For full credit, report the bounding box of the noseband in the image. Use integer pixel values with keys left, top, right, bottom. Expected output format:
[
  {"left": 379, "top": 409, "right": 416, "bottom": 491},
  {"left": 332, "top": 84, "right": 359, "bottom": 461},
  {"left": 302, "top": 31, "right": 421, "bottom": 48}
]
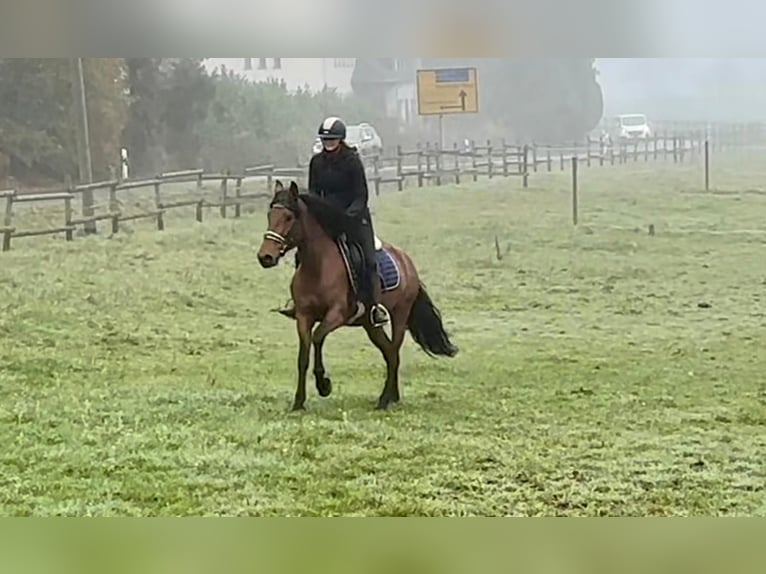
[{"left": 263, "top": 230, "right": 289, "bottom": 254}]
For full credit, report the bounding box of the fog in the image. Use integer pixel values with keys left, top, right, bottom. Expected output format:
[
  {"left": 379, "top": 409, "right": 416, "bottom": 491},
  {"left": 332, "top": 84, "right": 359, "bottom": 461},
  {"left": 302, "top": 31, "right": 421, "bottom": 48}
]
[{"left": 597, "top": 58, "right": 766, "bottom": 121}]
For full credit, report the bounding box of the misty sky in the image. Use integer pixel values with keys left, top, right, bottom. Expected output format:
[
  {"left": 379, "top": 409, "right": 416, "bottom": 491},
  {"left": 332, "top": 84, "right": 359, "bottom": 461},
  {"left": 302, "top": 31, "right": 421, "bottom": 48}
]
[{"left": 596, "top": 58, "right": 766, "bottom": 121}]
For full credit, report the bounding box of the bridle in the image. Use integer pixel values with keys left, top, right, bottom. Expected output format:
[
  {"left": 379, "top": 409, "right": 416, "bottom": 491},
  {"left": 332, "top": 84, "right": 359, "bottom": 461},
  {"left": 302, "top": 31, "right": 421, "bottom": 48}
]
[{"left": 262, "top": 201, "right": 298, "bottom": 257}]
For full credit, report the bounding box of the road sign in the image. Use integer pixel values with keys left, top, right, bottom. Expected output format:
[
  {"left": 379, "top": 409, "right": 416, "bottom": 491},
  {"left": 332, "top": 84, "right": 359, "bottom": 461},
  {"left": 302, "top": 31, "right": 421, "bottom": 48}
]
[{"left": 416, "top": 67, "right": 479, "bottom": 116}]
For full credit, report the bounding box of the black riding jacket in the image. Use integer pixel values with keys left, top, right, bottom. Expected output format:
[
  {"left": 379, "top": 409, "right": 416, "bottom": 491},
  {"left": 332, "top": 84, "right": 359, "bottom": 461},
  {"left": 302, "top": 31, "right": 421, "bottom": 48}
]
[{"left": 307, "top": 144, "right": 370, "bottom": 222}]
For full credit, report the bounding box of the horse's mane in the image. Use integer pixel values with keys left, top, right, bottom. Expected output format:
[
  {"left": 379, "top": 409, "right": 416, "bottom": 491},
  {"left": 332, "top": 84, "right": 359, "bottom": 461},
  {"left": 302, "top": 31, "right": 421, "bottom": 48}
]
[{"left": 298, "top": 192, "right": 349, "bottom": 239}]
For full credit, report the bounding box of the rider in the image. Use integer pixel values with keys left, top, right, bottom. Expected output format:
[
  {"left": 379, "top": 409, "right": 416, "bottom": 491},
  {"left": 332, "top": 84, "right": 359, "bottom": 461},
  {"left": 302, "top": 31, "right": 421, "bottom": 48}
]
[{"left": 280, "top": 116, "right": 389, "bottom": 328}]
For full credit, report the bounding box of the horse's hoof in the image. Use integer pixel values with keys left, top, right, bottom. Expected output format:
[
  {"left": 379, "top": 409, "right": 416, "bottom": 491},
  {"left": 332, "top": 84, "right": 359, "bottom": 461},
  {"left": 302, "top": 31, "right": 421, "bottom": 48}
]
[
  {"left": 376, "top": 398, "right": 392, "bottom": 410},
  {"left": 290, "top": 403, "right": 306, "bottom": 412},
  {"left": 316, "top": 377, "right": 332, "bottom": 398}
]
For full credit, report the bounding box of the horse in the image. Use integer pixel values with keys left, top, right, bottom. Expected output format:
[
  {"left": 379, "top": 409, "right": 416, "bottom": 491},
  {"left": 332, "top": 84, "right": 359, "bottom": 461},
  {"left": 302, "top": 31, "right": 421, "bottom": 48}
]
[{"left": 256, "top": 180, "right": 458, "bottom": 411}]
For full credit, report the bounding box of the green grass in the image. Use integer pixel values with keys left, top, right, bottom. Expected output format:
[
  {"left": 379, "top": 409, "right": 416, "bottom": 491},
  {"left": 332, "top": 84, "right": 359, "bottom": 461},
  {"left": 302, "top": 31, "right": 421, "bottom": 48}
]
[{"left": 1, "top": 154, "right": 766, "bottom": 516}]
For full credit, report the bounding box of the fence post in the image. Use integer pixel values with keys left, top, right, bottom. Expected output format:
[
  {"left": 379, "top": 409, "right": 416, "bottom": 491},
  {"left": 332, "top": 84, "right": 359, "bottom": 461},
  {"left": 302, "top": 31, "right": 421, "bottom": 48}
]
[
  {"left": 571, "top": 156, "right": 579, "bottom": 226},
  {"left": 109, "top": 182, "right": 119, "bottom": 234},
  {"left": 63, "top": 174, "right": 74, "bottom": 241},
  {"left": 234, "top": 177, "right": 243, "bottom": 217},
  {"left": 220, "top": 173, "right": 229, "bottom": 218},
  {"left": 501, "top": 138, "right": 509, "bottom": 176},
  {"left": 487, "top": 140, "right": 493, "bottom": 179},
  {"left": 522, "top": 145, "right": 529, "bottom": 188},
  {"left": 453, "top": 142, "right": 461, "bottom": 185},
  {"left": 680, "top": 134, "right": 686, "bottom": 163},
  {"left": 2, "top": 191, "right": 14, "bottom": 251},
  {"left": 704, "top": 139, "right": 710, "bottom": 191},
  {"left": 372, "top": 155, "right": 381, "bottom": 196},
  {"left": 64, "top": 194, "right": 74, "bottom": 242},
  {"left": 396, "top": 145, "right": 404, "bottom": 191},
  {"left": 154, "top": 179, "right": 164, "bottom": 231}
]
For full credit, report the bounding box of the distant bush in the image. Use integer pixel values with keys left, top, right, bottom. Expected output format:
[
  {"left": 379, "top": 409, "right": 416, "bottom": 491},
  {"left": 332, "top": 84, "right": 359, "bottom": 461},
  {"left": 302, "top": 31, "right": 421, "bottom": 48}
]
[{"left": 199, "top": 70, "right": 382, "bottom": 172}]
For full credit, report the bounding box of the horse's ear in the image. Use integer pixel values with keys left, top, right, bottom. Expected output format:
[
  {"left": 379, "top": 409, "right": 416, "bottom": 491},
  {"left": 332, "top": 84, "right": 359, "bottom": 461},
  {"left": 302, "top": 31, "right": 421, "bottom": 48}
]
[
  {"left": 289, "top": 181, "right": 299, "bottom": 198},
  {"left": 274, "top": 179, "right": 284, "bottom": 193}
]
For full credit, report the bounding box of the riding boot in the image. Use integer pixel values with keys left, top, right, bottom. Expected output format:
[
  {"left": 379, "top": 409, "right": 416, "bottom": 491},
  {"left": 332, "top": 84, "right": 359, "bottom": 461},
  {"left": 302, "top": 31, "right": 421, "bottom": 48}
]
[
  {"left": 366, "top": 263, "right": 389, "bottom": 327},
  {"left": 353, "top": 220, "right": 388, "bottom": 327}
]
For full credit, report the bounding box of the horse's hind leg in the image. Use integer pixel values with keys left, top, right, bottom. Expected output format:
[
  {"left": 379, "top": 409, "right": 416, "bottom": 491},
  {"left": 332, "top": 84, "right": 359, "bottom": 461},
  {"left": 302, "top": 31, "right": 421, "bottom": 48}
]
[
  {"left": 387, "top": 311, "right": 408, "bottom": 403},
  {"left": 365, "top": 312, "right": 406, "bottom": 410},
  {"left": 312, "top": 308, "right": 346, "bottom": 398},
  {"left": 391, "top": 314, "right": 407, "bottom": 403}
]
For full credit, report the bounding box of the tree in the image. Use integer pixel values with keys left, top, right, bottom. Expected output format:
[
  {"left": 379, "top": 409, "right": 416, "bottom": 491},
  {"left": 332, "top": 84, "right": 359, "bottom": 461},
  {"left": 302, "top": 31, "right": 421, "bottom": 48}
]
[
  {"left": 161, "top": 59, "right": 217, "bottom": 170},
  {"left": 122, "top": 58, "right": 166, "bottom": 176},
  {"left": 198, "top": 70, "right": 381, "bottom": 172},
  {"left": 122, "top": 58, "right": 217, "bottom": 174},
  {"left": 452, "top": 58, "right": 603, "bottom": 142},
  {"left": 81, "top": 58, "right": 129, "bottom": 180},
  {"left": 0, "top": 59, "right": 76, "bottom": 181},
  {"left": 0, "top": 58, "right": 128, "bottom": 184}
]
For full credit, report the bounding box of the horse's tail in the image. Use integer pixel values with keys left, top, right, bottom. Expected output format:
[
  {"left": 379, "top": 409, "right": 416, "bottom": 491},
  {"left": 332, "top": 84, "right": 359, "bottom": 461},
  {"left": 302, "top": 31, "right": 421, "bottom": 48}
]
[{"left": 407, "top": 283, "right": 458, "bottom": 358}]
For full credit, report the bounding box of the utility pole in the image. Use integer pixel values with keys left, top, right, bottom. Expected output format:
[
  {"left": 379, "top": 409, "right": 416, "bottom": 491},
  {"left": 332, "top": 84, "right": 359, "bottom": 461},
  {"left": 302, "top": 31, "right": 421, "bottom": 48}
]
[{"left": 70, "top": 57, "right": 96, "bottom": 233}]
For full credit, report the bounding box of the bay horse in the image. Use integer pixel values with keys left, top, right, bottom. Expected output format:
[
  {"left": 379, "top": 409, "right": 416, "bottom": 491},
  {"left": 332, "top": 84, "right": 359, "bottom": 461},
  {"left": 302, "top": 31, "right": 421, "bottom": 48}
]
[{"left": 256, "top": 180, "right": 458, "bottom": 411}]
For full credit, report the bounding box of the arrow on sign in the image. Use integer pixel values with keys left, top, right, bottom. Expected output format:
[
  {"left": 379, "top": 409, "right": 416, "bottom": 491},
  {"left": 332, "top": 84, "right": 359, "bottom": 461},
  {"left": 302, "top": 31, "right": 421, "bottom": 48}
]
[{"left": 439, "top": 90, "right": 469, "bottom": 111}]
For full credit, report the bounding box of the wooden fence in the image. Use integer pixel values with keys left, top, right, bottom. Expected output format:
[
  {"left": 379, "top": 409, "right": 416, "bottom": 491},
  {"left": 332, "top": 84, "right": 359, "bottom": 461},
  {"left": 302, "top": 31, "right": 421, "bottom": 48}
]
[
  {"left": 0, "top": 129, "right": 734, "bottom": 252},
  {"left": 361, "top": 130, "right": 706, "bottom": 196}
]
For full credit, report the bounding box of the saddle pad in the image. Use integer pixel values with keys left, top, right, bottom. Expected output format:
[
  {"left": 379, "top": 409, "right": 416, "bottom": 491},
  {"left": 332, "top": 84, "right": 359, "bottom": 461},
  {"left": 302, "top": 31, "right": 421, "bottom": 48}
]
[{"left": 376, "top": 249, "right": 401, "bottom": 292}]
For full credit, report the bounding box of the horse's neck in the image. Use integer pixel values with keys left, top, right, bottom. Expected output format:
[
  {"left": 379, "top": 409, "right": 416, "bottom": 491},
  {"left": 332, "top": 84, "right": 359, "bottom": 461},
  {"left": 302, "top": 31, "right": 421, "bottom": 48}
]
[{"left": 296, "top": 201, "right": 336, "bottom": 275}]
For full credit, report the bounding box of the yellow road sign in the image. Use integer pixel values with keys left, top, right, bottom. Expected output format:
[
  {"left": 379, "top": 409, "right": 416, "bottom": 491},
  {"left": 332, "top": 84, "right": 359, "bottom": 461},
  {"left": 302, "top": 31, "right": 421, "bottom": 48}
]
[{"left": 416, "top": 67, "right": 479, "bottom": 116}]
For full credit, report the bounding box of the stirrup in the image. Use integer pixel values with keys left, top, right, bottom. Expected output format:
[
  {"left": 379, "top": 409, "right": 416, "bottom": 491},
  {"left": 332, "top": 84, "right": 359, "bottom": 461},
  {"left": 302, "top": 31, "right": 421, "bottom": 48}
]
[{"left": 369, "top": 304, "right": 389, "bottom": 327}]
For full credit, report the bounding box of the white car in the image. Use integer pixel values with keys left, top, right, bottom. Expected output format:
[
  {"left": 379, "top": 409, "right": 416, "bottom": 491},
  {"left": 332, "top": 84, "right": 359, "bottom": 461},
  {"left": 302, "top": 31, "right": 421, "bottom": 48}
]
[
  {"left": 613, "top": 114, "right": 652, "bottom": 140},
  {"left": 312, "top": 122, "right": 383, "bottom": 157}
]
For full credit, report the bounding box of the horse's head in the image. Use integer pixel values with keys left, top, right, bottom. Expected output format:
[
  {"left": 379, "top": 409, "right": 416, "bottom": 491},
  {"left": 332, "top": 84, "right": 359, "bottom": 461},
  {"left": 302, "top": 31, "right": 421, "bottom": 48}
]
[{"left": 257, "top": 179, "right": 301, "bottom": 268}]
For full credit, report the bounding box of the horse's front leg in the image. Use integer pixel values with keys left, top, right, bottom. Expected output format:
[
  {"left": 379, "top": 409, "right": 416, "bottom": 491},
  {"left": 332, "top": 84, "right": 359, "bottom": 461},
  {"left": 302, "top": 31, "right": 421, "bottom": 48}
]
[
  {"left": 292, "top": 313, "right": 314, "bottom": 411},
  {"left": 312, "top": 308, "right": 347, "bottom": 398}
]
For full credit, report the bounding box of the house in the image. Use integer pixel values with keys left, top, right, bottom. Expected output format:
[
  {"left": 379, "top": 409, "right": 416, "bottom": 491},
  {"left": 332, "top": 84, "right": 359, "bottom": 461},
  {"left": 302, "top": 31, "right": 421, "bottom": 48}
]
[
  {"left": 204, "top": 58, "right": 356, "bottom": 94},
  {"left": 351, "top": 58, "right": 423, "bottom": 126}
]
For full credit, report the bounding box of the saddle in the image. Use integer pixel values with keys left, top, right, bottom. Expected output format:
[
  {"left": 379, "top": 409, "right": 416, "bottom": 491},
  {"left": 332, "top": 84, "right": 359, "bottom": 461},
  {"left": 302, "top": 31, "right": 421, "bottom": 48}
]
[{"left": 336, "top": 233, "right": 400, "bottom": 296}]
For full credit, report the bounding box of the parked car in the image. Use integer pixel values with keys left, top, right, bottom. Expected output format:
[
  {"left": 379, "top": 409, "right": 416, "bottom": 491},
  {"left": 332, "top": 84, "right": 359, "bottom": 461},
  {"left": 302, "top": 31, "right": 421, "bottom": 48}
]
[
  {"left": 607, "top": 114, "right": 652, "bottom": 141},
  {"left": 312, "top": 122, "right": 383, "bottom": 157}
]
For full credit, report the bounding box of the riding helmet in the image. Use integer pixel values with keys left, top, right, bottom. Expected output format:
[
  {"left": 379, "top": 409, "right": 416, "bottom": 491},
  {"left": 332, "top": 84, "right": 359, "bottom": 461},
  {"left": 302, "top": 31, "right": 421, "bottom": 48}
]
[{"left": 317, "top": 116, "right": 346, "bottom": 140}]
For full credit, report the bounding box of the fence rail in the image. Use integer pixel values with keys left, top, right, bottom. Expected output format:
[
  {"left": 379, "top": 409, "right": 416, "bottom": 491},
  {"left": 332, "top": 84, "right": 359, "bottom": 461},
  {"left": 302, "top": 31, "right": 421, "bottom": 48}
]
[{"left": 0, "top": 127, "right": 748, "bottom": 252}]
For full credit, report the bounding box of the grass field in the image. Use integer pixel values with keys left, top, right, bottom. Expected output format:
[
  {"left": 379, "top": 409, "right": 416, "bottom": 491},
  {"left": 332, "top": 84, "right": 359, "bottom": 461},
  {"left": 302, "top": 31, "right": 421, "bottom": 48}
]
[{"left": 1, "top": 154, "right": 765, "bottom": 516}]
